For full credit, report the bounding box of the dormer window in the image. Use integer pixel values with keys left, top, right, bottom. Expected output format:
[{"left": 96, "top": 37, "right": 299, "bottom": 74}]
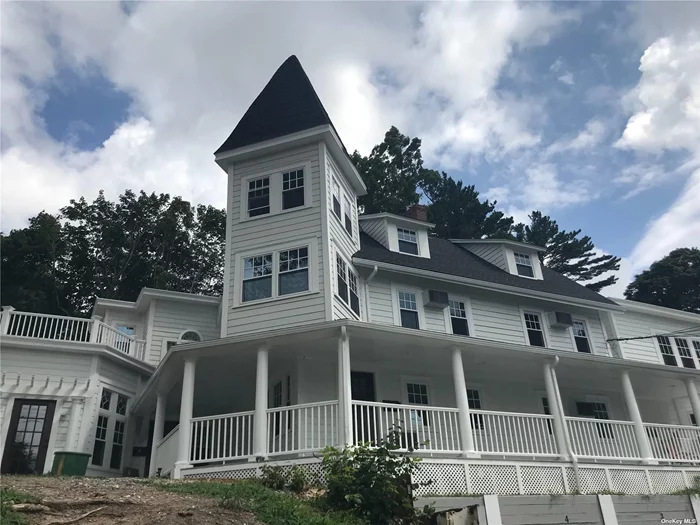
[
  {"left": 397, "top": 228, "right": 419, "bottom": 255},
  {"left": 514, "top": 252, "right": 534, "bottom": 277},
  {"left": 282, "top": 169, "right": 304, "bottom": 210},
  {"left": 248, "top": 177, "right": 270, "bottom": 217}
]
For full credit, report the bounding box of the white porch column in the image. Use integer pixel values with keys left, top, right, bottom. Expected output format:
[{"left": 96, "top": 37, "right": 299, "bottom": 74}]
[
  {"left": 149, "top": 393, "right": 166, "bottom": 476},
  {"left": 621, "top": 370, "right": 655, "bottom": 464},
  {"left": 685, "top": 379, "right": 700, "bottom": 427},
  {"left": 1, "top": 306, "right": 15, "bottom": 334},
  {"left": 543, "top": 362, "right": 569, "bottom": 460},
  {"left": 452, "top": 348, "right": 477, "bottom": 457},
  {"left": 338, "top": 329, "right": 353, "bottom": 448},
  {"left": 174, "top": 358, "right": 196, "bottom": 476},
  {"left": 253, "top": 347, "right": 269, "bottom": 459}
]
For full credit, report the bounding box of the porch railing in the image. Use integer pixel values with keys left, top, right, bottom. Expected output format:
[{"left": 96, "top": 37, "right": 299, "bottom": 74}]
[
  {"left": 645, "top": 423, "right": 700, "bottom": 463},
  {"left": 351, "top": 400, "right": 462, "bottom": 454},
  {"left": 267, "top": 400, "right": 338, "bottom": 456},
  {"left": 566, "top": 417, "right": 641, "bottom": 460},
  {"left": 471, "top": 409, "right": 559, "bottom": 457},
  {"left": 2, "top": 309, "right": 146, "bottom": 361},
  {"left": 190, "top": 411, "right": 254, "bottom": 463},
  {"left": 155, "top": 425, "right": 180, "bottom": 476}
]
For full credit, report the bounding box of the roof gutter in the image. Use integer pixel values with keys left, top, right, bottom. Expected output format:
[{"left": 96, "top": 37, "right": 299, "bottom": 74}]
[{"left": 353, "top": 258, "right": 624, "bottom": 312}]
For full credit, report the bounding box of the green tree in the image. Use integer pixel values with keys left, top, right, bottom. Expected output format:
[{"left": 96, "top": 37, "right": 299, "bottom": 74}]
[
  {"left": 1, "top": 190, "right": 226, "bottom": 315},
  {"left": 624, "top": 248, "right": 700, "bottom": 313},
  {"left": 513, "top": 211, "right": 621, "bottom": 292},
  {"left": 421, "top": 169, "right": 514, "bottom": 239},
  {"left": 351, "top": 126, "right": 423, "bottom": 215}
]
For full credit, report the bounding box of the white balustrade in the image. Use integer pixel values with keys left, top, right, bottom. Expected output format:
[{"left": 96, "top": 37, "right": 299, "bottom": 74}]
[
  {"left": 566, "top": 417, "right": 641, "bottom": 460},
  {"left": 190, "top": 411, "right": 254, "bottom": 463},
  {"left": 267, "top": 401, "right": 338, "bottom": 455},
  {"left": 351, "top": 400, "right": 461, "bottom": 453},
  {"left": 645, "top": 423, "right": 700, "bottom": 463},
  {"left": 471, "top": 409, "right": 559, "bottom": 457},
  {"left": 155, "top": 425, "right": 180, "bottom": 476},
  {"left": 3, "top": 309, "right": 146, "bottom": 361},
  {"left": 5, "top": 311, "right": 92, "bottom": 342}
]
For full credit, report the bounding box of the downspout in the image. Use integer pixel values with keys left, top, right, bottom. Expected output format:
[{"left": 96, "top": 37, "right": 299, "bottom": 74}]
[
  {"left": 549, "top": 356, "right": 581, "bottom": 494},
  {"left": 363, "top": 266, "right": 378, "bottom": 322}
]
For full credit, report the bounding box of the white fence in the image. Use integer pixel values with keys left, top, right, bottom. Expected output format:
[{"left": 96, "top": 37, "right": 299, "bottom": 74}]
[
  {"left": 155, "top": 425, "right": 180, "bottom": 476},
  {"left": 471, "top": 409, "right": 559, "bottom": 457},
  {"left": 566, "top": 417, "right": 641, "bottom": 460},
  {"left": 190, "top": 411, "right": 254, "bottom": 463},
  {"left": 351, "top": 400, "right": 462, "bottom": 454},
  {"left": 2, "top": 309, "right": 146, "bottom": 360},
  {"left": 267, "top": 401, "right": 338, "bottom": 456},
  {"left": 645, "top": 423, "right": 700, "bottom": 463}
]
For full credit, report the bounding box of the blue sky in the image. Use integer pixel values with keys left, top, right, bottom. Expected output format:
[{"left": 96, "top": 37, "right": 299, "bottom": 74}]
[{"left": 1, "top": 1, "right": 699, "bottom": 296}]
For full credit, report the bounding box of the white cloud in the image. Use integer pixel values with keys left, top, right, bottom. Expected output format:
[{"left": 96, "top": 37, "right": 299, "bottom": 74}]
[
  {"left": 0, "top": 1, "right": 579, "bottom": 230},
  {"left": 558, "top": 73, "right": 574, "bottom": 85},
  {"left": 546, "top": 119, "right": 606, "bottom": 156}
]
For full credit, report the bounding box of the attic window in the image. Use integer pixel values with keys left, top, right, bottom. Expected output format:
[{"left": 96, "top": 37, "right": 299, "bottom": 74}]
[
  {"left": 514, "top": 252, "right": 534, "bottom": 277},
  {"left": 397, "top": 228, "right": 418, "bottom": 255},
  {"left": 181, "top": 331, "right": 201, "bottom": 342}
]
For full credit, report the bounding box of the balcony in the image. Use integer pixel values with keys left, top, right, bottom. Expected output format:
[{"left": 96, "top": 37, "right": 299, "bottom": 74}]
[{"left": 0, "top": 308, "right": 146, "bottom": 361}]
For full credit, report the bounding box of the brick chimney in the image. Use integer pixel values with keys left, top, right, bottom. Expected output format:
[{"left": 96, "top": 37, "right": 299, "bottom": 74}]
[{"left": 405, "top": 204, "right": 428, "bottom": 222}]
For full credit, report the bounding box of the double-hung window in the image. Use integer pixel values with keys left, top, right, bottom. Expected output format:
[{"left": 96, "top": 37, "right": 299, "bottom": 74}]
[
  {"left": 282, "top": 169, "right": 304, "bottom": 210},
  {"left": 406, "top": 382, "right": 429, "bottom": 426},
  {"left": 398, "top": 291, "right": 419, "bottom": 329},
  {"left": 335, "top": 255, "right": 361, "bottom": 316},
  {"left": 243, "top": 254, "right": 273, "bottom": 302},
  {"left": 514, "top": 252, "right": 534, "bottom": 277},
  {"left": 332, "top": 179, "right": 341, "bottom": 218},
  {"left": 278, "top": 247, "right": 309, "bottom": 296},
  {"left": 675, "top": 338, "right": 696, "bottom": 369},
  {"left": 572, "top": 320, "right": 591, "bottom": 353},
  {"left": 247, "top": 177, "right": 270, "bottom": 217},
  {"left": 343, "top": 196, "right": 353, "bottom": 236},
  {"left": 92, "top": 389, "right": 129, "bottom": 470},
  {"left": 524, "top": 312, "right": 545, "bottom": 347},
  {"left": 397, "top": 228, "right": 419, "bottom": 255},
  {"left": 467, "top": 389, "right": 484, "bottom": 430},
  {"left": 657, "top": 336, "right": 678, "bottom": 366},
  {"left": 576, "top": 400, "right": 611, "bottom": 438},
  {"left": 693, "top": 340, "right": 700, "bottom": 361},
  {"left": 449, "top": 299, "right": 470, "bottom": 336}
]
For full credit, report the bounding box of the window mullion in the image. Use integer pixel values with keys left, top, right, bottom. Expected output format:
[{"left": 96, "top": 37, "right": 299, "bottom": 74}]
[{"left": 272, "top": 251, "right": 279, "bottom": 298}]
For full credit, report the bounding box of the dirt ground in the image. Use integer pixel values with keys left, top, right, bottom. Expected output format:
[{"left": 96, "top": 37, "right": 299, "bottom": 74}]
[{"left": 1, "top": 476, "right": 262, "bottom": 525}]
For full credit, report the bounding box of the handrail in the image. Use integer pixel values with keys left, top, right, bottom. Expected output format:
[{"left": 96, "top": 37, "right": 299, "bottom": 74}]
[
  {"left": 267, "top": 401, "right": 338, "bottom": 456},
  {"left": 192, "top": 410, "right": 255, "bottom": 422},
  {"left": 157, "top": 424, "right": 180, "bottom": 448},
  {"left": 267, "top": 400, "right": 338, "bottom": 412},
  {"left": 566, "top": 416, "right": 640, "bottom": 459}
]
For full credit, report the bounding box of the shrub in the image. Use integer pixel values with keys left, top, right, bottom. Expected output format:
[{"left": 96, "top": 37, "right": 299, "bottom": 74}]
[
  {"left": 288, "top": 465, "right": 309, "bottom": 493},
  {"left": 259, "top": 464, "right": 288, "bottom": 491},
  {"left": 321, "top": 426, "right": 430, "bottom": 524}
]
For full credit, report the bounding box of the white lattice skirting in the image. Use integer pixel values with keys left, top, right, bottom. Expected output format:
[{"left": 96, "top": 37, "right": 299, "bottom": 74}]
[{"left": 182, "top": 458, "right": 700, "bottom": 496}]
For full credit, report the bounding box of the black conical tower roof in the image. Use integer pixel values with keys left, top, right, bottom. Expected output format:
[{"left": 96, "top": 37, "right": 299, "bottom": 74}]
[{"left": 216, "top": 56, "right": 341, "bottom": 154}]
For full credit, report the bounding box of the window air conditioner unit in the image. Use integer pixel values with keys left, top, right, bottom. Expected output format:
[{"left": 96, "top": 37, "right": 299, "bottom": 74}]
[
  {"left": 547, "top": 311, "right": 573, "bottom": 329},
  {"left": 424, "top": 290, "right": 449, "bottom": 309}
]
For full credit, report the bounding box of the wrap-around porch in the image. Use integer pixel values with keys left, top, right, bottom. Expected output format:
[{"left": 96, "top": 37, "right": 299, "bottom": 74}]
[{"left": 141, "top": 322, "right": 700, "bottom": 479}]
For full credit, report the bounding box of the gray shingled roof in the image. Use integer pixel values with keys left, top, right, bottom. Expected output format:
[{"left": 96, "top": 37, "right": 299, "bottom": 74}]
[
  {"left": 354, "top": 233, "right": 617, "bottom": 306},
  {"left": 215, "top": 56, "right": 347, "bottom": 155}
]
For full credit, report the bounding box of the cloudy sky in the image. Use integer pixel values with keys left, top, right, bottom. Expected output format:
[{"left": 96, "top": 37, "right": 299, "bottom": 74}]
[{"left": 2, "top": 1, "right": 699, "bottom": 296}]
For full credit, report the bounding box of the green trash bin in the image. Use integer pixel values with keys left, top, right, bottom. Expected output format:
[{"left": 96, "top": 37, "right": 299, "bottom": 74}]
[{"left": 51, "top": 452, "right": 91, "bottom": 476}]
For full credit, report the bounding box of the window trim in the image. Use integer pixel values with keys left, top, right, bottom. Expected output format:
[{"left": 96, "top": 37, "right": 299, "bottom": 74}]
[
  {"left": 444, "top": 295, "right": 475, "bottom": 337},
  {"left": 505, "top": 249, "right": 542, "bottom": 280},
  {"left": 391, "top": 284, "right": 426, "bottom": 330},
  {"left": 569, "top": 318, "right": 593, "bottom": 354},
  {"left": 334, "top": 249, "right": 361, "bottom": 319},
  {"left": 513, "top": 252, "right": 535, "bottom": 278},
  {"left": 520, "top": 308, "right": 548, "bottom": 348},
  {"left": 401, "top": 376, "right": 433, "bottom": 406},
  {"left": 178, "top": 329, "right": 202, "bottom": 342},
  {"left": 654, "top": 335, "right": 700, "bottom": 369},
  {"left": 397, "top": 227, "right": 420, "bottom": 255},
  {"left": 239, "top": 162, "right": 312, "bottom": 222},
  {"left": 232, "top": 237, "right": 318, "bottom": 308}
]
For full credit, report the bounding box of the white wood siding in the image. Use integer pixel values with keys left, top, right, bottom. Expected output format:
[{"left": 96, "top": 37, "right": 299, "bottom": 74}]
[
  {"left": 98, "top": 358, "right": 141, "bottom": 396},
  {"left": 102, "top": 309, "right": 145, "bottom": 341},
  {"left": 613, "top": 310, "right": 699, "bottom": 365},
  {"left": 226, "top": 143, "right": 326, "bottom": 335},
  {"left": 367, "top": 278, "right": 395, "bottom": 325},
  {"left": 0, "top": 347, "right": 93, "bottom": 380},
  {"left": 359, "top": 218, "right": 389, "bottom": 248},
  {"left": 470, "top": 296, "right": 526, "bottom": 345},
  {"left": 464, "top": 243, "right": 507, "bottom": 271},
  {"left": 150, "top": 301, "right": 219, "bottom": 364}
]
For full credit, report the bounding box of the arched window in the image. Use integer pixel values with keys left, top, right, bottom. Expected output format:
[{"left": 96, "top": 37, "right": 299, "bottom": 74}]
[{"left": 179, "top": 330, "right": 201, "bottom": 342}]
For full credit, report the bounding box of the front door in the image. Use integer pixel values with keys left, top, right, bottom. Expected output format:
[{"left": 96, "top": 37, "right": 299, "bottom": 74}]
[
  {"left": 351, "top": 372, "right": 376, "bottom": 444},
  {"left": 1, "top": 399, "right": 56, "bottom": 474}
]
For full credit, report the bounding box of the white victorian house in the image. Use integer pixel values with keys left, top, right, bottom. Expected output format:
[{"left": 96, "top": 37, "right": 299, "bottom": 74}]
[{"left": 2, "top": 56, "right": 700, "bottom": 496}]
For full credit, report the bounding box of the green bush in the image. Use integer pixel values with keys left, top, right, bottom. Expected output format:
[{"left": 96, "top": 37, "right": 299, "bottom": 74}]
[
  {"left": 259, "top": 464, "right": 288, "bottom": 491},
  {"left": 288, "top": 465, "right": 309, "bottom": 493},
  {"left": 321, "top": 426, "right": 430, "bottom": 524}
]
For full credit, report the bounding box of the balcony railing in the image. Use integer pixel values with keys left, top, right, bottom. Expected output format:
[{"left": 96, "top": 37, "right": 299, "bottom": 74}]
[
  {"left": 190, "top": 411, "right": 254, "bottom": 463},
  {"left": 645, "top": 423, "right": 700, "bottom": 463},
  {"left": 267, "top": 400, "right": 338, "bottom": 456},
  {"left": 471, "top": 409, "right": 559, "bottom": 457},
  {"left": 1, "top": 308, "right": 146, "bottom": 361},
  {"left": 566, "top": 417, "right": 641, "bottom": 460}
]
